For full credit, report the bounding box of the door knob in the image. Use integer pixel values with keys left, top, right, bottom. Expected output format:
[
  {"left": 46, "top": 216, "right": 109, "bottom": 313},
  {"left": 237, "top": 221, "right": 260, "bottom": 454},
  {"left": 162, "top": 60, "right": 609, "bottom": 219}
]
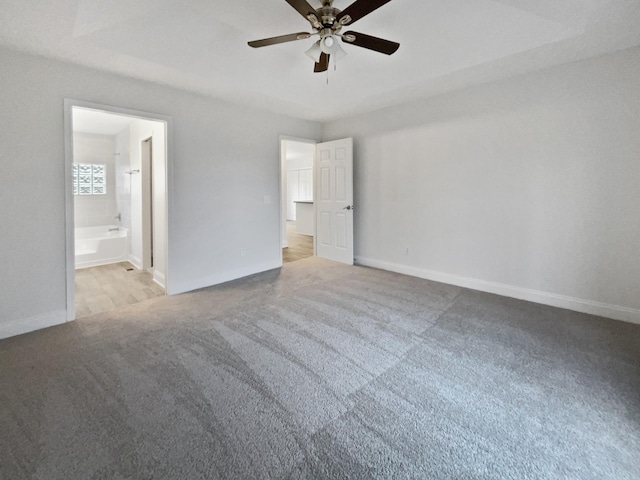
[{"left": 343, "top": 205, "right": 354, "bottom": 211}]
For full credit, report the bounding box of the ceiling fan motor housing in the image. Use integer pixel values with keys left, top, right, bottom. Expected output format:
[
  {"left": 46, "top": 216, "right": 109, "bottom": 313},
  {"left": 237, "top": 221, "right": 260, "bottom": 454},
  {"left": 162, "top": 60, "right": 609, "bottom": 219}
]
[
  {"left": 317, "top": 6, "right": 341, "bottom": 29},
  {"left": 248, "top": 0, "right": 400, "bottom": 73}
]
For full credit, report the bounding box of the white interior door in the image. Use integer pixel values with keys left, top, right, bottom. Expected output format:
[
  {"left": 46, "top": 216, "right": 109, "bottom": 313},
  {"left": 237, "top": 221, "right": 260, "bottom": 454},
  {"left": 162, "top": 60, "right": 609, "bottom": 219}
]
[{"left": 315, "top": 138, "right": 353, "bottom": 265}]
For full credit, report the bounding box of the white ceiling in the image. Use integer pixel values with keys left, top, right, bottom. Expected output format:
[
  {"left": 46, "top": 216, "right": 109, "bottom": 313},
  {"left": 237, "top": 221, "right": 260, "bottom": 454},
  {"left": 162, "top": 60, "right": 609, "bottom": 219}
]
[
  {"left": 1, "top": 0, "right": 639, "bottom": 121},
  {"left": 72, "top": 107, "right": 135, "bottom": 135}
]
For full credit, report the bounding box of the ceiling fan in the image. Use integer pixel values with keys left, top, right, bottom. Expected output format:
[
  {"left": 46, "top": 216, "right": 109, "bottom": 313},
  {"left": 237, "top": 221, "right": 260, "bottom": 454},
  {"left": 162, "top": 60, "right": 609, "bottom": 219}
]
[{"left": 248, "top": 0, "right": 399, "bottom": 73}]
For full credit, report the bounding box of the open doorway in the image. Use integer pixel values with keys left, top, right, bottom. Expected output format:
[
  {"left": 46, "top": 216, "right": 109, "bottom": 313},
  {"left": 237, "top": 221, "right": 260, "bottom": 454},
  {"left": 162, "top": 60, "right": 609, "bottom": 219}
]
[
  {"left": 65, "top": 102, "right": 169, "bottom": 319},
  {"left": 280, "top": 138, "right": 315, "bottom": 263},
  {"left": 280, "top": 136, "right": 355, "bottom": 267}
]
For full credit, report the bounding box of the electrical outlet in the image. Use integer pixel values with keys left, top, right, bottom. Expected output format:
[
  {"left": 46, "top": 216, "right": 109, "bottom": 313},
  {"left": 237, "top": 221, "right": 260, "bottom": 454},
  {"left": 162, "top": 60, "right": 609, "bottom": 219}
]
[
  {"left": 404, "top": 247, "right": 409, "bottom": 255},
  {"left": 240, "top": 248, "right": 247, "bottom": 257}
]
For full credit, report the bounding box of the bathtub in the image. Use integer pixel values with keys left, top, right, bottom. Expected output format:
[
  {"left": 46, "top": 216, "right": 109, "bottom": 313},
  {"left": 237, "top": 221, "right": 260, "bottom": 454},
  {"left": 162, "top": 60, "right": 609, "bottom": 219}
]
[{"left": 75, "top": 225, "right": 129, "bottom": 269}]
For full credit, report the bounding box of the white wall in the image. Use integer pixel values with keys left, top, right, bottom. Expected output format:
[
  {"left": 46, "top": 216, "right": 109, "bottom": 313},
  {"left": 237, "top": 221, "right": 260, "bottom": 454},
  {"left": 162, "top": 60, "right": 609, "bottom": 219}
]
[
  {"left": 72, "top": 133, "right": 118, "bottom": 227},
  {"left": 115, "top": 127, "right": 132, "bottom": 232},
  {"left": 0, "top": 46, "right": 320, "bottom": 339},
  {"left": 323, "top": 46, "right": 640, "bottom": 324}
]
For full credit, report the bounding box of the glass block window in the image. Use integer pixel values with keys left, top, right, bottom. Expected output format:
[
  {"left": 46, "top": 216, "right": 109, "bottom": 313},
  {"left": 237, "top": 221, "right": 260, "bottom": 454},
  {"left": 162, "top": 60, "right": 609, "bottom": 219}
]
[{"left": 73, "top": 164, "right": 106, "bottom": 195}]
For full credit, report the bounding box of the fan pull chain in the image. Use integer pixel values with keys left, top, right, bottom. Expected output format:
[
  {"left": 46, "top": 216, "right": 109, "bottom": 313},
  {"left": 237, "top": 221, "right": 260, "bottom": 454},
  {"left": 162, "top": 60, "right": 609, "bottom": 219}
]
[{"left": 327, "top": 57, "right": 338, "bottom": 84}]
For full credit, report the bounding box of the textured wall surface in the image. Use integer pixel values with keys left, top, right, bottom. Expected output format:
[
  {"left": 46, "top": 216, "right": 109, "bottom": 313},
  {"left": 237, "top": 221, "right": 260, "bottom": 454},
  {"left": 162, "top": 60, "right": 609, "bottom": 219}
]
[
  {"left": 323, "top": 46, "right": 640, "bottom": 322},
  {"left": 0, "top": 46, "right": 320, "bottom": 338}
]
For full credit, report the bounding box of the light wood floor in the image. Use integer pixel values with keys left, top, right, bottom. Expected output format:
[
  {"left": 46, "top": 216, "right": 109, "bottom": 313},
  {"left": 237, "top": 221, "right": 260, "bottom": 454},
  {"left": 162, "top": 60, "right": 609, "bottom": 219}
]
[
  {"left": 77, "top": 225, "right": 309, "bottom": 317},
  {"left": 76, "top": 262, "right": 165, "bottom": 318},
  {"left": 283, "top": 221, "right": 314, "bottom": 264}
]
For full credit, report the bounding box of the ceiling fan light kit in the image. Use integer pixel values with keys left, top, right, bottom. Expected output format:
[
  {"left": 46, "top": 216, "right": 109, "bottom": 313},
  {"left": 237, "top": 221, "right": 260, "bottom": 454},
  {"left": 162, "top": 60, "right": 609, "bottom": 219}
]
[
  {"left": 305, "top": 41, "right": 322, "bottom": 62},
  {"left": 322, "top": 35, "right": 334, "bottom": 50},
  {"left": 248, "top": 0, "right": 399, "bottom": 73},
  {"left": 333, "top": 42, "right": 348, "bottom": 61}
]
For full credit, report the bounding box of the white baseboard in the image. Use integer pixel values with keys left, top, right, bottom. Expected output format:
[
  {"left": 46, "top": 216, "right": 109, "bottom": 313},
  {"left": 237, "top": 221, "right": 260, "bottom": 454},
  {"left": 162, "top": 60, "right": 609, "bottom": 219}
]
[
  {"left": 355, "top": 257, "right": 640, "bottom": 325},
  {"left": 0, "top": 310, "right": 68, "bottom": 340},
  {"left": 168, "top": 259, "right": 282, "bottom": 295},
  {"left": 153, "top": 269, "right": 166, "bottom": 289},
  {"left": 128, "top": 254, "right": 142, "bottom": 270}
]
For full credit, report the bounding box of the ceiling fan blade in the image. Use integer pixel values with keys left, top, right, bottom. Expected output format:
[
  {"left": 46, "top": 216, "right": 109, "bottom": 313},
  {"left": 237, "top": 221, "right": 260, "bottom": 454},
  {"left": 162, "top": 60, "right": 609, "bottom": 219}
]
[
  {"left": 285, "top": 0, "right": 319, "bottom": 21},
  {"left": 342, "top": 31, "right": 399, "bottom": 55},
  {"left": 314, "top": 53, "right": 330, "bottom": 72},
  {"left": 248, "top": 32, "right": 312, "bottom": 48},
  {"left": 337, "top": 0, "right": 393, "bottom": 26}
]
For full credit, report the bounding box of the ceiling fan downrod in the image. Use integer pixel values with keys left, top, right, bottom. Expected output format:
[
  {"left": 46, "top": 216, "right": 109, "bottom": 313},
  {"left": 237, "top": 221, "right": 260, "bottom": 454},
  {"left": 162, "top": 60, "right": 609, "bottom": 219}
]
[{"left": 317, "top": 0, "right": 352, "bottom": 31}]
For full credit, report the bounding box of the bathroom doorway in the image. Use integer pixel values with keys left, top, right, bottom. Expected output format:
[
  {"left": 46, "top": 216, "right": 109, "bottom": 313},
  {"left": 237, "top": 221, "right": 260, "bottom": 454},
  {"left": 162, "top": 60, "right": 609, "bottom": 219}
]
[
  {"left": 280, "top": 138, "right": 316, "bottom": 264},
  {"left": 64, "top": 100, "right": 170, "bottom": 320}
]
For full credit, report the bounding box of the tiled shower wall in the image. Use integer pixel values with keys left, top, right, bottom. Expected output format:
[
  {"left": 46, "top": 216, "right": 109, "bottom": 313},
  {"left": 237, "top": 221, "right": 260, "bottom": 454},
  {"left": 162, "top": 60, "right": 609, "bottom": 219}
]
[{"left": 73, "top": 132, "right": 118, "bottom": 227}]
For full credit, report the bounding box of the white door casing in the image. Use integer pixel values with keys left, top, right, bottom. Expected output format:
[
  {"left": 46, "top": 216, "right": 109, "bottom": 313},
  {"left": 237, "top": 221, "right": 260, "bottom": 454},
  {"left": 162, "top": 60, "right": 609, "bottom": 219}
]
[
  {"left": 141, "top": 137, "right": 153, "bottom": 269},
  {"left": 315, "top": 138, "right": 353, "bottom": 265}
]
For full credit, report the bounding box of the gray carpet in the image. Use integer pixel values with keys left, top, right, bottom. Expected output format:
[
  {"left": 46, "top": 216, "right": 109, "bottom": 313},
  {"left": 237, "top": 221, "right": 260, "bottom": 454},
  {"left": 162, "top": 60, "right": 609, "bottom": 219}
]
[{"left": 1, "top": 257, "right": 639, "bottom": 479}]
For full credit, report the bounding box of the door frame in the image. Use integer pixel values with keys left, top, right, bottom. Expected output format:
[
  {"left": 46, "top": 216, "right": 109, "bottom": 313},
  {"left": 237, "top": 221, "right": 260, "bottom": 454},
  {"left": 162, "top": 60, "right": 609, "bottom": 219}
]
[
  {"left": 141, "top": 136, "right": 154, "bottom": 269},
  {"left": 63, "top": 99, "right": 174, "bottom": 321},
  {"left": 279, "top": 136, "right": 317, "bottom": 265}
]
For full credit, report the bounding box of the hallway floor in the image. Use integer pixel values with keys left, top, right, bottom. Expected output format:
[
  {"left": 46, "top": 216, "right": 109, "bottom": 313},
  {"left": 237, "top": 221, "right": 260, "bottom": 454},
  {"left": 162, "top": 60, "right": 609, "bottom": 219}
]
[
  {"left": 76, "top": 262, "right": 165, "bottom": 317},
  {"left": 283, "top": 221, "right": 313, "bottom": 263}
]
